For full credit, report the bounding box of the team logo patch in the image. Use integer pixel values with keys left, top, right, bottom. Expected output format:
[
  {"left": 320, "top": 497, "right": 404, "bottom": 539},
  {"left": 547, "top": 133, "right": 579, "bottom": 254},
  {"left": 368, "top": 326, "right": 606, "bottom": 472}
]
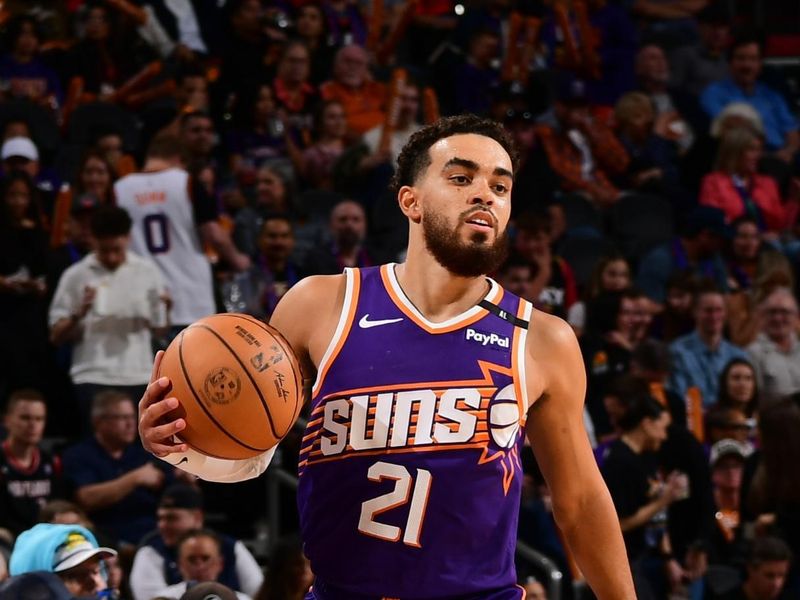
[{"left": 204, "top": 367, "right": 241, "bottom": 405}]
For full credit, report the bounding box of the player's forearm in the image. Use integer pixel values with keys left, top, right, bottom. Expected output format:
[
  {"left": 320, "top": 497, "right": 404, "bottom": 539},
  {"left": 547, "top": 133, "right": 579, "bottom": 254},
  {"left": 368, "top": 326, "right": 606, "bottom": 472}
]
[
  {"left": 75, "top": 472, "right": 138, "bottom": 511},
  {"left": 554, "top": 483, "right": 636, "bottom": 599}
]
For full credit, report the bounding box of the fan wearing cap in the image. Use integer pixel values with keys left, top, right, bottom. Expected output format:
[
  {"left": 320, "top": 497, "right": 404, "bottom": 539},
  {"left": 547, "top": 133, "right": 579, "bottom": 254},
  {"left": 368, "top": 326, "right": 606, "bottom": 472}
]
[
  {"left": 708, "top": 439, "right": 751, "bottom": 564},
  {"left": 130, "top": 484, "right": 262, "bottom": 600},
  {"left": 7, "top": 523, "right": 116, "bottom": 597}
]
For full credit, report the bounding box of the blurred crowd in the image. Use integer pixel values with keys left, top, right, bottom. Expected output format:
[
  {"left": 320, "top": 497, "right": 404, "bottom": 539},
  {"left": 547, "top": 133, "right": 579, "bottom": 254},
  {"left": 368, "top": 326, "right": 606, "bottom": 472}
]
[{"left": 0, "top": 1, "right": 799, "bottom": 599}]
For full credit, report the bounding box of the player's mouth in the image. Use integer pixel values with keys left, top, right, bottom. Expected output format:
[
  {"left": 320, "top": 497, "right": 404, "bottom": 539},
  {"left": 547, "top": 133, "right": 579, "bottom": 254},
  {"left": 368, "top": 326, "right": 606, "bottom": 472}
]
[{"left": 463, "top": 211, "right": 495, "bottom": 232}]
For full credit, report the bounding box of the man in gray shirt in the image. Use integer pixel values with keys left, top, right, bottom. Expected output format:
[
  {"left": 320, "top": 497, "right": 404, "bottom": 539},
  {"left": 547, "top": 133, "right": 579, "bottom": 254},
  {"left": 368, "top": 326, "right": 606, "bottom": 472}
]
[{"left": 670, "top": 5, "right": 731, "bottom": 97}]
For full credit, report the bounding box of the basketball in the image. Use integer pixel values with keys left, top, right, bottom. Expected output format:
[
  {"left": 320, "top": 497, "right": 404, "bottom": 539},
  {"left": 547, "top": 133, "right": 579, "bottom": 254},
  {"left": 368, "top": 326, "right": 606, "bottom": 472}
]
[{"left": 158, "top": 313, "right": 303, "bottom": 460}]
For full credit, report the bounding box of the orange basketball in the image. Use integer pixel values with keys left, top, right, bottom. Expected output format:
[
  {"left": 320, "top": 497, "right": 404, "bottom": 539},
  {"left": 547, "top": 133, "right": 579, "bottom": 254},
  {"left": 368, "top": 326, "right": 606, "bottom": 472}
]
[{"left": 158, "top": 313, "right": 303, "bottom": 460}]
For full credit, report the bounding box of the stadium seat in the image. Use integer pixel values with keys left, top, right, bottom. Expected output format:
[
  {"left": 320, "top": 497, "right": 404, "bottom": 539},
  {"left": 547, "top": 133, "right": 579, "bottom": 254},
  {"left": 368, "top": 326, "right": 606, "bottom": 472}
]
[
  {"left": 558, "top": 234, "right": 618, "bottom": 291},
  {"left": 608, "top": 193, "right": 673, "bottom": 261}
]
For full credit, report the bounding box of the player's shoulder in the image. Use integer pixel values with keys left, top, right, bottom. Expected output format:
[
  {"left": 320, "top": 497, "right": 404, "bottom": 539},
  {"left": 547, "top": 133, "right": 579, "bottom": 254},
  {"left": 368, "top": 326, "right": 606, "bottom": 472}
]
[
  {"left": 527, "top": 308, "right": 580, "bottom": 356},
  {"left": 270, "top": 273, "right": 347, "bottom": 333}
]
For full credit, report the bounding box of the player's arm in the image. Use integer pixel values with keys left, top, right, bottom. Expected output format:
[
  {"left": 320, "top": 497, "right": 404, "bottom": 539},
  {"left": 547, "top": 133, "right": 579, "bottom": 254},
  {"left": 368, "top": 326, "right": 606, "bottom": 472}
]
[
  {"left": 525, "top": 311, "right": 635, "bottom": 599},
  {"left": 138, "top": 274, "right": 345, "bottom": 480}
]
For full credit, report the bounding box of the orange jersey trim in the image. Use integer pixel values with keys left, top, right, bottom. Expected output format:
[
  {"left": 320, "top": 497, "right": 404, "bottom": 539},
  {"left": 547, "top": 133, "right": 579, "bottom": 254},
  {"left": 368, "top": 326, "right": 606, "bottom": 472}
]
[{"left": 311, "top": 268, "right": 361, "bottom": 399}]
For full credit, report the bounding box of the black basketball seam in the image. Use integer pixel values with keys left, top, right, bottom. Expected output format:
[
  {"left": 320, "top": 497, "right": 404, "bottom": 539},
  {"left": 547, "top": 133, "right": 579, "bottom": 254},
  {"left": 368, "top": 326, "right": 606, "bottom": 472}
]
[
  {"left": 178, "top": 326, "right": 270, "bottom": 452},
  {"left": 224, "top": 313, "right": 304, "bottom": 436},
  {"left": 192, "top": 323, "right": 281, "bottom": 441}
]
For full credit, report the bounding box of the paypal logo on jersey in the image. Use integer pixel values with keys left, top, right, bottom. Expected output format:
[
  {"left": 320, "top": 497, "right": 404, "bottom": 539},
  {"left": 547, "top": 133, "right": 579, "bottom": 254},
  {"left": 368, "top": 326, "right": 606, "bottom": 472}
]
[{"left": 465, "top": 328, "right": 510, "bottom": 348}]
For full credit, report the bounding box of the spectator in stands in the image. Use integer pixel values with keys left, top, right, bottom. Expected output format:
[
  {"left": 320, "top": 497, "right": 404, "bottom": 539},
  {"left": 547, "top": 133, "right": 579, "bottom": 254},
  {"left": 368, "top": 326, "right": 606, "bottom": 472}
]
[
  {"left": 233, "top": 160, "right": 298, "bottom": 259},
  {"left": 454, "top": 28, "right": 501, "bottom": 116},
  {"left": 92, "top": 128, "right": 128, "bottom": 177},
  {"left": 155, "top": 529, "right": 253, "bottom": 600},
  {"left": 614, "top": 92, "right": 683, "bottom": 202},
  {"left": 707, "top": 439, "right": 750, "bottom": 566},
  {"left": 746, "top": 287, "right": 800, "bottom": 406},
  {"left": 581, "top": 289, "right": 640, "bottom": 435},
  {"left": 253, "top": 534, "right": 312, "bottom": 600},
  {"left": 303, "top": 199, "right": 373, "bottom": 275},
  {"left": 299, "top": 100, "right": 348, "bottom": 191},
  {"left": 670, "top": 5, "right": 731, "bottom": 97},
  {"left": 496, "top": 254, "right": 534, "bottom": 302},
  {"left": 513, "top": 211, "right": 577, "bottom": 319},
  {"left": 701, "top": 35, "right": 799, "bottom": 161},
  {"left": 1, "top": 137, "right": 58, "bottom": 212},
  {"left": 74, "top": 150, "right": 115, "bottom": 206},
  {"left": 49, "top": 206, "right": 167, "bottom": 430},
  {"left": 363, "top": 80, "right": 423, "bottom": 167},
  {"left": 115, "top": 135, "right": 249, "bottom": 333},
  {"left": 537, "top": 76, "right": 629, "bottom": 207},
  {"left": 179, "top": 111, "right": 218, "bottom": 175},
  {"left": 600, "top": 394, "right": 687, "bottom": 599},
  {"left": 700, "top": 128, "right": 798, "bottom": 234},
  {"left": 568, "top": 253, "right": 631, "bottom": 334},
  {"left": 716, "top": 358, "right": 759, "bottom": 418},
  {"left": 0, "top": 171, "right": 48, "bottom": 398},
  {"left": 634, "top": 44, "right": 696, "bottom": 154},
  {"left": 294, "top": 2, "right": 333, "bottom": 86},
  {"left": 218, "top": 0, "right": 271, "bottom": 102},
  {"left": 724, "top": 536, "right": 793, "bottom": 600},
  {"left": 130, "top": 484, "right": 262, "bottom": 600},
  {"left": 47, "top": 193, "right": 99, "bottom": 300},
  {"left": 629, "top": 340, "right": 686, "bottom": 426},
  {"left": 668, "top": 283, "right": 747, "bottom": 406},
  {"left": 66, "top": 1, "right": 155, "bottom": 96},
  {"left": 226, "top": 215, "right": 304, "bottom": 319},
  {"left": 724, "top": 216, "right": 793, "bottom": 294},
  {"left": 272, "top": 40, "right": 318, "bottom": 134},
  {"left": 0, "top": 389, "right": 62, "bottom": 535},
  {"left": 648, "top": 271, "right": 696, "bottom": 342},
  {"left": 637, "top": 205, "right": 730, "bottom": 306},
  {"left": 228, "top": 84, "right": 291, "bottom": 179},
  {"left": 0, "top": 15, "right": 62, "bottom": 107},
  {"left": 8, "top": 523, "right": 116, "bottom": 598},
  {"left": 61, "top": 390, "right": 170, "bottom": 547},
  {"left": 320, "top": 45, "right": 386, "bottom": 137},
  {"left": 323, "top": 0, "right": 367, "bottom": 47}
]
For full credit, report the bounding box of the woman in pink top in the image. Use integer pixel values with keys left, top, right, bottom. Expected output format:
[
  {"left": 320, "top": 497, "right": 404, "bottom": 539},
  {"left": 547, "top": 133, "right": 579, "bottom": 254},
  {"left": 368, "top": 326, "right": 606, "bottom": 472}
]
[{"left": 700, "top": 127, "right": 799, "bottom": 234}]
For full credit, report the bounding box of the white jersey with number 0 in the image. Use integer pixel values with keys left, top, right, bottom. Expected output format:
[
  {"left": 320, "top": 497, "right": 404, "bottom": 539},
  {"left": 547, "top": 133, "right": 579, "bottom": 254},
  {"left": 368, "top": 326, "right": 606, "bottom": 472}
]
[{"left": 115, "top": 167, "right": 215, "bottom": 325}]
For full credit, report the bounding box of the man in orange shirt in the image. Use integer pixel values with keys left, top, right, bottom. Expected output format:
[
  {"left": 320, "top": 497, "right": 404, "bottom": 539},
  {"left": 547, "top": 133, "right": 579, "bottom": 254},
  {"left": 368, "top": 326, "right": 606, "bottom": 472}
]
[{"left": 320, "top": 45, "right": 386, "bottom": 137}]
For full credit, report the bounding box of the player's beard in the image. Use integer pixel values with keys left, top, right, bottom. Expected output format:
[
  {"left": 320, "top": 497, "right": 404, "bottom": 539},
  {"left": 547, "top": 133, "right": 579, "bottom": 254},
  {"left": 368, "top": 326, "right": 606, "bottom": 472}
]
[{"left": 422, "top": 209, "right": 509, "bottom": 278}]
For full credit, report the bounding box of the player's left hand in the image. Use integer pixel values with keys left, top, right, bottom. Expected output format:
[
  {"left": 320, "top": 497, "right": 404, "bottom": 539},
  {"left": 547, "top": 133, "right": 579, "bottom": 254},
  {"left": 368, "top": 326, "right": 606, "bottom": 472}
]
[{"left": 138, "top": 350, "right": 189, "bottom": 458}]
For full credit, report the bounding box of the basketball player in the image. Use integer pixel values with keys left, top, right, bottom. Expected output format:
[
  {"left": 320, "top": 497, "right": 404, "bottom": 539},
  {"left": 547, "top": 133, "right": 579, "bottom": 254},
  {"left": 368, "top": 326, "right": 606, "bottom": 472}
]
[
  {"left": 0, "top": 389, "right": 62, "bottom": 535},
  {"left": 139, "top": 116, "right": 635, "bottom": 598},
  {"left": 115, "top": 135, "right": 250, "bottom": 331}
]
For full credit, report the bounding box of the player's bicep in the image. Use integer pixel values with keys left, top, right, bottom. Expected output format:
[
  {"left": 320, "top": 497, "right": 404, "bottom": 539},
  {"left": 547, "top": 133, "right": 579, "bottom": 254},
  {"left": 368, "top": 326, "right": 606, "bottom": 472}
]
[{"left": 525, "top": 315, "right": 600, "bottom": 505}]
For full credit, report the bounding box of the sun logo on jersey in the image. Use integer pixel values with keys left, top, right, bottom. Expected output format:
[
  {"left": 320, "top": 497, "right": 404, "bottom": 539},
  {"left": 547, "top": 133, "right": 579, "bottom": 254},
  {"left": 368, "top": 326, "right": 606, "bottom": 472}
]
[{"left": 299, "top": 360, "right": 527, "bottom": 495}]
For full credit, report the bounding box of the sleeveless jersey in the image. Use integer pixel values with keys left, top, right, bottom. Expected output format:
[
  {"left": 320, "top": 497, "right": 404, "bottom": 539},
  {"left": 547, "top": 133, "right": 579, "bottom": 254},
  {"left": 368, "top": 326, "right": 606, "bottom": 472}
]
[
  {"left": 298, "top": 264, "right": 534, "bottom": 598},
  {"left": 0, "top": 443, "right": 61, "bottom": 535},
  {"left": 115, "top": 168, "right": 215, "bottom": 325}
]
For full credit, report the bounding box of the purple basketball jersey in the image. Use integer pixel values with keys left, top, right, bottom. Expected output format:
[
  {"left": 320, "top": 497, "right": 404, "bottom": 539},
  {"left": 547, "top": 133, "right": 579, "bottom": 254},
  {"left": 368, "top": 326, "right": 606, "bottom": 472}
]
[{"left": 297, "top": 265, "right": 534, "bottom": 598}]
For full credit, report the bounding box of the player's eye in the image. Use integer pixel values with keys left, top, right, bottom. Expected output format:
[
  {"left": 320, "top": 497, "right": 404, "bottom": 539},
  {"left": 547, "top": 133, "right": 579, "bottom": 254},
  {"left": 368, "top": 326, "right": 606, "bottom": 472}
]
[
  {"left": 450, "top": 175, "right": 471, "bottom": 185},
  {"left": 493, "top": 183, "right": 508, "bottom": 194}
]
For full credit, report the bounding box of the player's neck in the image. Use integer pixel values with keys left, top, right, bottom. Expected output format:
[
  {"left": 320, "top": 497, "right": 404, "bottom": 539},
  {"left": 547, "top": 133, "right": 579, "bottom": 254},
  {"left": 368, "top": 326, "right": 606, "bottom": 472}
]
[
  {"left": 395, "top": 254, "right": 490, "bottom": 323},
  {"left": 5, "top": 438, "right": 37, "bottom": 466},
  {"left": 143, "top": 157, "right": 181, "bottom": 173}
]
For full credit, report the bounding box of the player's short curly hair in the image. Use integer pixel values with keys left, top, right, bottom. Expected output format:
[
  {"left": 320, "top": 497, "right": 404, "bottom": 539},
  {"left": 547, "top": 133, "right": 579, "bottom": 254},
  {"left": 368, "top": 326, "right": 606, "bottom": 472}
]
[{"left": 389, "top": 114, "right": 518, "bottom": 195}]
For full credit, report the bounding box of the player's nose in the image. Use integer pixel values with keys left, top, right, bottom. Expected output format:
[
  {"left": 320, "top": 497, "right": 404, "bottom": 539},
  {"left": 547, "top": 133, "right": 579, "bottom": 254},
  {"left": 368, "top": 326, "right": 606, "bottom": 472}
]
[{"left": 470, "top": 178, "right": 494, "bottom": 206}]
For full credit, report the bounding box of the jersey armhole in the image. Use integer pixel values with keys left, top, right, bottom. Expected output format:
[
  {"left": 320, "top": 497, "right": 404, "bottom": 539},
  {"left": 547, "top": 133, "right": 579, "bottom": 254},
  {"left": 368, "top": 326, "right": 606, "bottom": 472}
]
[
  {"left": 310, "top": 268, "right": 361, "bottom": 398},
  {"left": 512, "top": 298, "right": 534, "bottom": 422}
]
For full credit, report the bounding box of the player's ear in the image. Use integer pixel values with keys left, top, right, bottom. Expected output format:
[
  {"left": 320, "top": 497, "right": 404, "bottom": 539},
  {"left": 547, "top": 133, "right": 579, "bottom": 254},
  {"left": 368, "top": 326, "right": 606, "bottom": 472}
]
[{"left": 398, "top": 186, "right": 421, "bottom": 223}]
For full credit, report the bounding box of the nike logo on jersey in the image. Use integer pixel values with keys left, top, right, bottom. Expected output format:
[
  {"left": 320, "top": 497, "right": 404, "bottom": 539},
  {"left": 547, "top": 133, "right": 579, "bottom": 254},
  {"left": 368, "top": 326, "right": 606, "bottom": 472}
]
[
  {"left": 465, "top": 328, "right": 510, "bottom": 348},
  {"left": 359, "top": 314, "right": 404, "bottom": 329}
]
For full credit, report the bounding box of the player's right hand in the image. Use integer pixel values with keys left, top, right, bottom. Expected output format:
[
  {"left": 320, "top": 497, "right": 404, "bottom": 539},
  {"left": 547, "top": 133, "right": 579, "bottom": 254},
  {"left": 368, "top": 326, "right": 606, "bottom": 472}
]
[{"left": 138, "top": 350, "right": 188, "bottom": 458}]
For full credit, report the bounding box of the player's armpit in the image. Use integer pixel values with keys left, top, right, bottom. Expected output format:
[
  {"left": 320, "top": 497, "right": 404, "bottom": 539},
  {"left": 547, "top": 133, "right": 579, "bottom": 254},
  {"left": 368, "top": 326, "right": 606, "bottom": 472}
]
[
  {"left": 269, "top": 273, "right": 347, "bottom": 388},
  {"left": 159, "top": 444, "right": 276, "bottom": 483}
]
